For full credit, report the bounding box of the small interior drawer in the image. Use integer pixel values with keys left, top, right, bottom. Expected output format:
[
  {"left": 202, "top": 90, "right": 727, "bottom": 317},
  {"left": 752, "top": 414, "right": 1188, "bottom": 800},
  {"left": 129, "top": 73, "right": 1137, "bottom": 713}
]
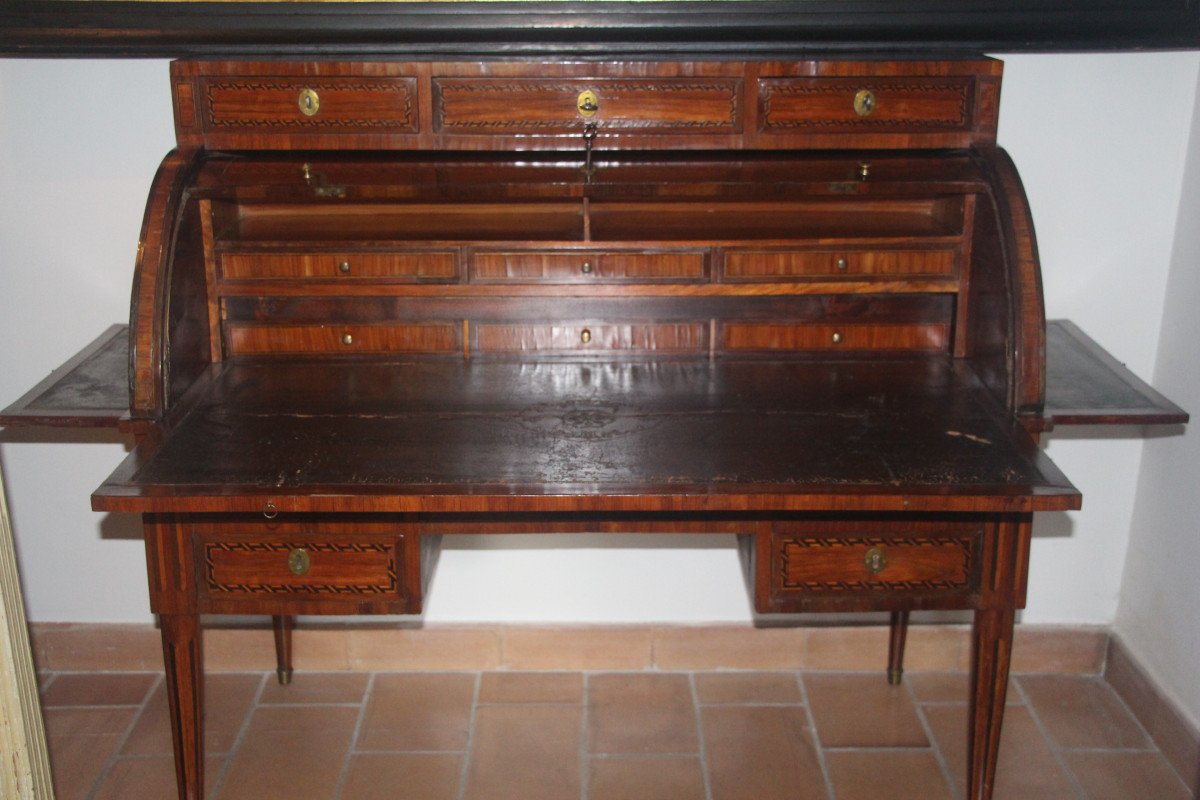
[
  {"left": 473, "top": 322, "right": 707, "bottom": 355},
  {"left": 225, "top": 323, "right": 461, "bottom": 356},
  {"left": 721, "top": 322, "right": 950, "bottom": 352},
  {"left": 471, "top": 250, "right": 707, "bottom": 283},
  {"left": 722, "top": 248, "right": 957, "bottom": 280},
  {"left": 220, "top": 251, "right": 460, "bottom": 282}
]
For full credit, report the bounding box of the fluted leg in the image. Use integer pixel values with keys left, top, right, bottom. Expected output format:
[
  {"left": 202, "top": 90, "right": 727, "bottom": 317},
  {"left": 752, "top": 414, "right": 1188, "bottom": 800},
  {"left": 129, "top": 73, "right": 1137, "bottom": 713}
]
[
  {"left": 160, "top": 614, "right": 204, "bottom": 800},
  {"left": 968, "top": 607, "right": 1015, "bottom": 800}
]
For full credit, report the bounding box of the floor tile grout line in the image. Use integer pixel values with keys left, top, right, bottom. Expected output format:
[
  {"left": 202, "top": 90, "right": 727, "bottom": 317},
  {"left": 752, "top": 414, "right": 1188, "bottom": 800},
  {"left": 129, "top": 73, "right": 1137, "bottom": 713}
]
[
  {"left": 454, "top": 671, "right": 483, "bottom": 800},
  {"left": 796, "top": 671, "right": 837, "bottom": 800},
  {"left": 330, "top": 670, "right": 376, "bottom": 800},
  {"left": 82, "top": 672, "right": 164, "bottom": 800},
  {"left": 579, "top": 671, "right": 590, "bottom": 800},
  {"left": 207, "top": 672, "right": 271, "bottom": 800},
  {"left": 688, "top": 672, "right": 716, "bottom": 800},
  {"left": 1010, "top": 676, "right": 1089, "bottom": 800},
  {"left": 907, "top": 677, "right": 962, "bottom": 800}
]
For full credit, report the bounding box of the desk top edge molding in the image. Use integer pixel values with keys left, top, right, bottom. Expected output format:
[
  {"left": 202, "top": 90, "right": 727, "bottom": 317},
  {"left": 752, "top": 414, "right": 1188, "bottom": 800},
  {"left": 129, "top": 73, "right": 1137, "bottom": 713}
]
[{"left": 2, "top": 1, "right": 1200, "bottom": 58}]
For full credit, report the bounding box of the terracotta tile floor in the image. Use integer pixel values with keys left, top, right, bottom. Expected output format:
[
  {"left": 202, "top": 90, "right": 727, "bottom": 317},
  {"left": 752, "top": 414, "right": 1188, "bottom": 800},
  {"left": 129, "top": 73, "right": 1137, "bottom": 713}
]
[{"left": 39, "top": 669, "right": 1191, "bottom": 800}]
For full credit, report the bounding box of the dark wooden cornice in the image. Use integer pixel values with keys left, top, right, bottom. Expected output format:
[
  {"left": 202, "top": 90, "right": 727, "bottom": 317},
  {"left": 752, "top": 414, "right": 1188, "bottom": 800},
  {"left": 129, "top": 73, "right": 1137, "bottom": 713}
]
[{"left": 1, "top": 1, "right": 1199, "bottom": 59}]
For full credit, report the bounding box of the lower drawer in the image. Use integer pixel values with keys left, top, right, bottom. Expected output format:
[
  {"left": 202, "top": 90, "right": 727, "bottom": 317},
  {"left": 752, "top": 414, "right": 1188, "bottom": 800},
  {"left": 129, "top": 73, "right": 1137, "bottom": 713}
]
[
  {"left": 758, "top": 519, "right": 983, "bottom": 613},
  {"left": 194, "top": 519, "right": 426, "bottom": 614},
  {"left": 721, "top": 322, "right": 949, "bottom": 352},
  {"left": 473, "top": 322, "right": 707, "bottom": 355}
]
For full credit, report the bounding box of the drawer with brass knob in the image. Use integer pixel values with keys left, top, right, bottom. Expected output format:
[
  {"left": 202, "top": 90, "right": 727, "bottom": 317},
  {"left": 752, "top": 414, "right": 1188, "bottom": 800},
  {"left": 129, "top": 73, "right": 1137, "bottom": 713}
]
[
  {"left": 757, "top": 77, "right": 977, "bottom": 134},
  {"left": 193, "top": 77, "right": 419, "bottom": 141},
  {"left": 470, "top": 250, "right": 707, "bottom": 284},
  {"left": 224, "top": 322, "right": 462, "bottom": 356},
  {"left": 722, "top": 248, "right": 958, "bottom": 281},
  {"left": 756, "top": 519, "right": 984, "bottom": 613},
  {"left": 219, "top": 251, "right": 460, "bottom": 283},
  {"left": 473, "top": 322, "right": 707, "bottom": 355}
]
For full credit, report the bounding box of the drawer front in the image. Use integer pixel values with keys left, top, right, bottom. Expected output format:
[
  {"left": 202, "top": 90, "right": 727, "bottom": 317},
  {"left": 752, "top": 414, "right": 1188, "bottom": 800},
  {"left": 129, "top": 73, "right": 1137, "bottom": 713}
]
[
  {"left": 434, "top": 78, "right": 742, "bottom": 135},
  {"left": 471, "top": 251, "right": 707, "bottom": 283},
  {"left": 723, "top": 249, "right": 957, "bottom": 280},
  {"left": 201, "top": 77, "right": 419, "bottom": 133},
  {"left": 203, "top": 538, "right": 401, "bottom": 597},
  {"left": 758, "top": 78, "right": 973, "bottom": 133},
  {"left": 220, "top": 252, "right": 460, "bottom": 282},
  {"left": 474, "top": 322, "right": 707, "bottom": 355},
  {"left": 773, "top": 531, "right": 980, "bottom": 596},
  {"left": 226, "top": 323, "right": 461, "bottom": 356},
  {"left": 722, "top": 322, "right": 950, "bottom": 352}
]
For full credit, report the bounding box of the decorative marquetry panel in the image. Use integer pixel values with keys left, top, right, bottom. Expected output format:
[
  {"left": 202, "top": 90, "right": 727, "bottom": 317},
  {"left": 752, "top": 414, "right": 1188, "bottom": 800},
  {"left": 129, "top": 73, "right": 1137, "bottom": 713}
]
[
  {"left": 203, "top": 541, "right": 399, "bottom": 595},
  {"left": 433, "top": 78, "right": 742, "bottom": 134},
  {"left": 202, "top": 78, "right": 418, "bottom": 132},
  {"left": 758, "top": 78, "right": 972, "bottom": 132},
  {"left": 777, "top": 534, "right": 978, "bottom": 593}
]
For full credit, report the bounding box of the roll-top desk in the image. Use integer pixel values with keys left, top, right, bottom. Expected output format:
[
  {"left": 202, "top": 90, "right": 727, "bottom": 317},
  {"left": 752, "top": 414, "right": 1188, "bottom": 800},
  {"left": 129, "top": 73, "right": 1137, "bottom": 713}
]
[{"left": 1, "top": 57, "right": 1187, "bottom": 800}]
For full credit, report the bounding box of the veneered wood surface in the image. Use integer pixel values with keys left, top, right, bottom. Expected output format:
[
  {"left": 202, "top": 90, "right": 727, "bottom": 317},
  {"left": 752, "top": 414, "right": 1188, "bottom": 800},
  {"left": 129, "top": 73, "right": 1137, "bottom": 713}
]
[{"left": 92, "top": 357, "right": 1079, "bottom": 514}]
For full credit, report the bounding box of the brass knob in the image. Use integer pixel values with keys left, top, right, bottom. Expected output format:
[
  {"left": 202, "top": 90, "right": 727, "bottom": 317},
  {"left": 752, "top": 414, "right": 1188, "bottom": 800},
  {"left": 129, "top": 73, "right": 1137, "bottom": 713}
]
[
  {"left": 262, "top": 501, "right": 279, "bottom": 520},
  {"left": 853, "top": 89, "right": 876, "bottom": 118},
  {"left": 298, "top": 88, "right": 321, "bottom": 117},
  {"left": 864, "top": 546, "right": 889, "bottom": 576},
  {"left": 835, "top": 257, "right": 849, "bottom": 271},
  {"left": 577, "top": 89, "right": 600, "bottom": 118},
  {"left": 338, "top": 261, "right": 351, "bottom": 274},
  {"left": 287, "top": 548, "right": 311, "bottom": 577},
  {"left": 342, "top": 333, "right": 354, "bottom": 345},
  {"left": 581, "top": 261, "right": 594, "bottom": 275},
  {"left": 580, "top": 328, "right": 592, "bottom": 344},
  {"left": 831, "top": 331, "right": 843, "bottom": 344},
  {"left": 858, "top": 161, "right": 871, "bottom": 180}
]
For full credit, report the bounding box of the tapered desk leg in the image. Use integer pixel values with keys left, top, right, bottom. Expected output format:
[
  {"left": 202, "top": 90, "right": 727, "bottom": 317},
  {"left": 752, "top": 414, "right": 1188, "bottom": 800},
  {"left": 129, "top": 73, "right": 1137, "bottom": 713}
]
[
  {"left": 273, "top": 615, "right": 294, "bottom": 686},
  {"left": 160, "top": 614, "right": 205, "bottom": 800},
  {"left": 887, "top": 610, "right": 910, "bottom": 685},
  {"left": 968, "top": 607, "right": 1015, "bottom": 800}
]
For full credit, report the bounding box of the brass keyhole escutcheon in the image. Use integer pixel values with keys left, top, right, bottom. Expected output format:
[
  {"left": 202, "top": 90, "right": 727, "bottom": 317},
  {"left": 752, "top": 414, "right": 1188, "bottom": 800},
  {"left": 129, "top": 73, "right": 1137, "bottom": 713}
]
[
  {"left": 853, "top": 89, "right": 876, "bottom": 118},
  {"left": 287, "top": 548, "right": 311, "bottom": 577},
  {"left": 577, "top": 89, "right": 600, "bottom": 118},
  {"left": 580, "top": 328, "right": 592, "bottom": 344},
  {"left": 298, "top": 88, "right": 321, "bottom": 117},
  {"left": 864, "top": 547, "right": 889, "bottom": 576}
]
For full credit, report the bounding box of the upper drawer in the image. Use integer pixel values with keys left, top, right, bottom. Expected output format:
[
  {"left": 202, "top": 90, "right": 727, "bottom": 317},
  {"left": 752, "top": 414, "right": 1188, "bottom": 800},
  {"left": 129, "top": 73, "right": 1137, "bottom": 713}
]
[
  {"left": 471, "top": 250, "right": 707, "bottom": 284},
  {"left": 220, "top": 251, "right": 460, "bottom": 283},
  {"left": 433, "top": 78, "right": 743, "bottom": 135},
  {"left": 758, "top": 77, "right": 976, "bottom": 135},
  {"left": 195, "top": 77, "right": 419, "bottom": 135}
]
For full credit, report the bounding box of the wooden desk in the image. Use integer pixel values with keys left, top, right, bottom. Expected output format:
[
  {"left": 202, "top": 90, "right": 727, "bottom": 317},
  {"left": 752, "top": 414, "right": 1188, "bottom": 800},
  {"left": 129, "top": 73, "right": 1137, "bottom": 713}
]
[{"left": 0, "top": 57, "right": 1187, "bottom": 800}]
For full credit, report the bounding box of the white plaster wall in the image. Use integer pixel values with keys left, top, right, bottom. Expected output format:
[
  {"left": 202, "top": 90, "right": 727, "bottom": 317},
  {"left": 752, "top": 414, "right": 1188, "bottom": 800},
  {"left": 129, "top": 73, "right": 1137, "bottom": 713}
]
[
  {"left": 0, "top": 54, "right": 1196, "bottom": 627},
  {"left": 1114, "top": 69, "right": 1200, "bottom": 730}
]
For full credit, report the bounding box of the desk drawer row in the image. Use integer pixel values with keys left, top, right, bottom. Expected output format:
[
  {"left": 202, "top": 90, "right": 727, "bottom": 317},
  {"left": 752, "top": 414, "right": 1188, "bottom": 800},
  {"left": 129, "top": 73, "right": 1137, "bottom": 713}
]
[
  {"left": 218, "top": 246, "right": 961, "bottom": 284},
  {"left": 178, "top": 517, "right": 985, "bottom": 616},
  {"left": 171, "top": 60, "right": 1000, "bottom": 150}
]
